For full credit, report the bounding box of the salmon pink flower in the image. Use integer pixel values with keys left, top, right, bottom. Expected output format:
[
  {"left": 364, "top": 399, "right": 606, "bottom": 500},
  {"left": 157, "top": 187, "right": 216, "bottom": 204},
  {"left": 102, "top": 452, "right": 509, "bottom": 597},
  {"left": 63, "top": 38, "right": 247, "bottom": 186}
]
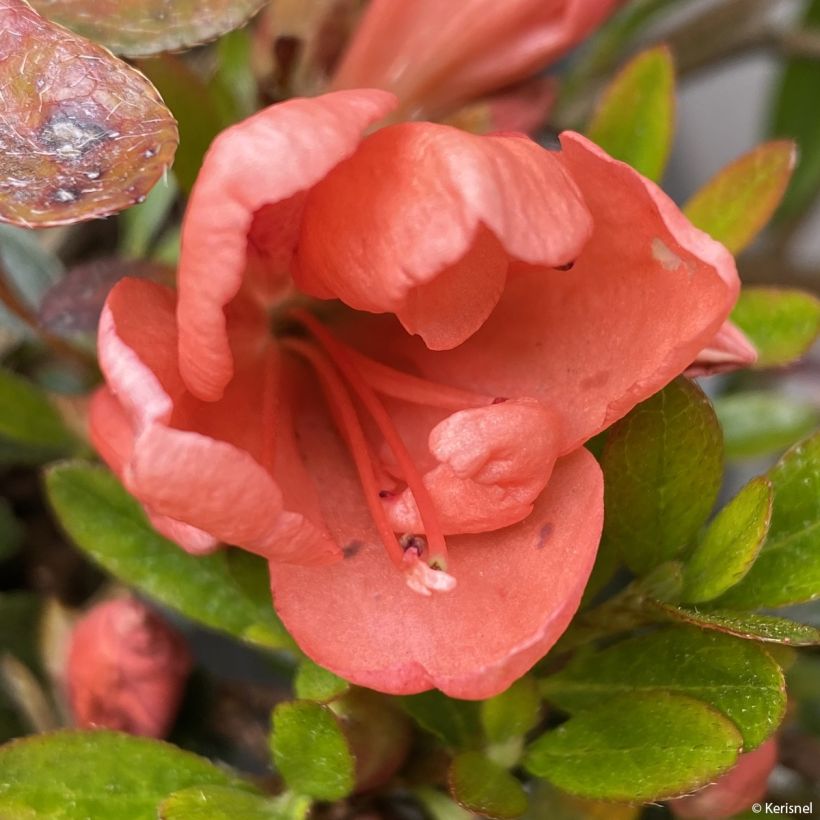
[
  {"left": 332, "top": 0, "right": 621, "bottom": 121},
  {"left": 91, "top": 89, "right": 741, "bottom": 698}
]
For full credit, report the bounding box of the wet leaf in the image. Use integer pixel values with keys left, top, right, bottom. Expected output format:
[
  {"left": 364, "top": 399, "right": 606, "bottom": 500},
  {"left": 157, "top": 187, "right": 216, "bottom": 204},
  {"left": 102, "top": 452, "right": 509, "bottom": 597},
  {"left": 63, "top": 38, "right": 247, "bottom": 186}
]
[
  {"left": 586, "top": 45, "right": 675, "bottom": 181},
  {"left": 294, "top": 659, "right": 349, "bottom": 703},
  {"left": 30, "top": 0, "right": 266, "bottom": 58},
  {"left": 45, "top": 462, "right": 293, "bottom": 650},
  {"left": 270, "top": 701, "right": 355, "bottom": 801},
  {"left": 681, "top": 476, "right": 773, "bottom": 603},
  {"left": 731, "top": 287, "right": 820, "bottom": 369},
  {"left": 541, "top": 626, "right": 785, "bottom": 749},
  {"left": 684, "top": 142, "right": 795, "bottom": 254},
  {"left": 712, "top": 433, "right": 820, "bottom": 609},
  {"left": 160, "top": 786, "right": 311, "bottom": 820},
  {"left": 601, "top": 378, "right": 723, "bottom": 575},
  {"left": 653, "top": 603, "right": 820, "bottom": 646},
  {"left": 449, "top": 752, "right": 528, "bottom": 819},
  {"left": 716, "top": 390, "right": 820, "bottom": 459},
  {"left": 0, "top": 0, "right": 178, "bottom": 228},
  {"left": 0, "top": 730, "right": 251, "bottom": 819},
  {"left": 524, "top": 692, "right": 741, "bottom": 802}
]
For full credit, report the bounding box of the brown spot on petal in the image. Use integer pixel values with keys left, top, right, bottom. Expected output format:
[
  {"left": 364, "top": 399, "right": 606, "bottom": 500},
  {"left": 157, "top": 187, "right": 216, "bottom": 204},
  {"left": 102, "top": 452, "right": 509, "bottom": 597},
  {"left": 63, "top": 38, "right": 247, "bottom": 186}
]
[
  {"left": 0, "top": 0, "right": 178, "bottom": 227},
  {"left": 536, "top": 523, "right": 554, "bottom": 549},
  {"left": 342, "top": 540, "right": 363, "bottom": 559}
]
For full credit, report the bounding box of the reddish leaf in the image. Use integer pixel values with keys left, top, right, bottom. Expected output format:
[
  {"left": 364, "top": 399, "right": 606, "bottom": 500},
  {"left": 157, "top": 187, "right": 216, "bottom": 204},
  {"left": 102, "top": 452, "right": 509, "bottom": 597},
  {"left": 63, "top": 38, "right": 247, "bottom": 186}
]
[
  {"left": 0, "top": 0, "right": 178, "bottom": 227},
  {"left": 31, "top": 0, "right": 267, "bottom": 57}
]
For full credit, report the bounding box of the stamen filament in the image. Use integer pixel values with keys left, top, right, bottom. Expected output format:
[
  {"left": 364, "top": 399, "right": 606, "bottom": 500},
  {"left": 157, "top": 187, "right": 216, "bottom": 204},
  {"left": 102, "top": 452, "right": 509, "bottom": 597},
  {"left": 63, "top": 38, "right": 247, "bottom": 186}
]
[
  {"left": 292, "top": 310, "right": 450, "bottom": 570},
  {"left": 282, "top": 338, "right": 407, "bottom": 571}
]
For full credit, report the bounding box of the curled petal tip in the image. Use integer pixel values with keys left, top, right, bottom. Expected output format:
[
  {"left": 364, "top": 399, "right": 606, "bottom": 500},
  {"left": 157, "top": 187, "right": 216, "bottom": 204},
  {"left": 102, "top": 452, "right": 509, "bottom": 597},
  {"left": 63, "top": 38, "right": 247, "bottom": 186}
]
[{"left": 687, "top": 320, "right": 757, "bottom": 377}]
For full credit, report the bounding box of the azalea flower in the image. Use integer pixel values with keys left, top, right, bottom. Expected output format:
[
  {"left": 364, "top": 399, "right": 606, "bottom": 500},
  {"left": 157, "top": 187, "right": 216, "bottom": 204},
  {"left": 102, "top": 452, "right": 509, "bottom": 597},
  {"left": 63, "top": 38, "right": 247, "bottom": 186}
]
[{"left": 91, "top": 89, "right": 741, "bottom": 698}]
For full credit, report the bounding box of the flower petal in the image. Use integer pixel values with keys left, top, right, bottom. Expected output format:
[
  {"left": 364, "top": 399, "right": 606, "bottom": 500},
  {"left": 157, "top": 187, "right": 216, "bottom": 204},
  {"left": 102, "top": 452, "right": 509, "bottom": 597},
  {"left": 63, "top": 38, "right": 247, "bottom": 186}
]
[
  {"left": 177, "top": 89, "right": 397, "bottom": 401},
  {"left": 332, "top": 0, "right": 619, "bottom": 118},
  {"left": 686, "top": 320, "right": 757, "bottom": 377},
  {"left": 294, "top": 123, "right": 592, "bottom": 349},
  {"left": 269, "top": 392, "right": 603, "bottom": 698}
]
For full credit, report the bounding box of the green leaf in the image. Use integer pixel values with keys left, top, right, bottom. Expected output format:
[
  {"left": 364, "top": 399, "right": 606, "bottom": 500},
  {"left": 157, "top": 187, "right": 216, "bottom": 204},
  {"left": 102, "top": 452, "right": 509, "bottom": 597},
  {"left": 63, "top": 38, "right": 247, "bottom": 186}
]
[
  {"left": 448, "top": 752, "right": 528, "bottom": 819},
  {"left": 524, "top": 692, "right": 741, "bottom": 802},
  {"left": 413, "top": 787, "right": 474, "bottom": 820},
  {"left": 770, "top": 0, "right": 820, "bottom": 226},
  {"left": 481, "top": 676, "right": 541, "bottom": 747},
  {"left": 540, "top": 626, "right": 785, "bottom": 749},
  {"left": 653, "top": 603, "right": 820, "bottom": 646},
  {"left": 120, "top": 176, "right": 178, "bottom": 260},
  {"left": 0, "top": 225, "right": 63, "bottom": 307},
  {"left": 401, "top": 691, "right": 482, "bottom": 750},
  {"left": 731, "top": 287, "right": 820, "bottom": 369},
  {"left": 716, "top": 390, "right": 820, "bottom": 459},
  {"left": 712, "top": 433, "right": 820, "bottom": 609},
  {"left": 0, "top": 730, "right": 250, "bottom": 819},
  {"left": 293, "top": 659, "right": 349, "bottom": 703},
  {"left": 681, "top": 477, "right": 773, "bottom": 603},
  {"left": 45, "top": 462, "right": 292, "bottom": 650},
  {"left": 683, "top": 142, "right": 795, "bottom": 254},
  {"left": 0, "top": 370, "right": 76, "bottom": 464},
  {"left": 270, "top": 702, "right": 355, "bottom": 801},
  {"left": 601, "top": 378, "right": 723, "bottom": 575},
  {"left": 213, "top": 29, "right": 258, "bottom": 123},
  {"left": 586, "top": 45, "right": 675, "bottom": 181},
  {"left": 159, "top": 786, "right": 310, "bottom": 820}
]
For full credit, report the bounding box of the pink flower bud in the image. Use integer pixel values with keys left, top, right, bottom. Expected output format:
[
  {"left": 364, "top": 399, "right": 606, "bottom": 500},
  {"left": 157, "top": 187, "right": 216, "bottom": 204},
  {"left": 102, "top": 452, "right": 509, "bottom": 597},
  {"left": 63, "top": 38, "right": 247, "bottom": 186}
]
[{"left": 66, "top": 598, "right": 191, "bottom": 738}]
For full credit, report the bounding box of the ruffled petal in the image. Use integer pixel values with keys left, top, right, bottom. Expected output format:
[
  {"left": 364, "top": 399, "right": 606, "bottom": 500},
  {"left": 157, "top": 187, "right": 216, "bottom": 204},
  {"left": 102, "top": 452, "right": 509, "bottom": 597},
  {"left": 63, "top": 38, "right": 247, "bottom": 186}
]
[
  {"left": 686, "top": 320, "right": 757, "bottom": 377},
  {"left": 269, "top": 385, "right": 603, "bottom": 698},
  {"left": 177, "top": 89, "right": 397, "bottom": 401},
  {"left": 332, "top": 0, "right": 618, "bottom": 118},
  {"left": 373, "top": 132, "right": 740, "bottom": 451},
  {"left": 295, "top": 123, "right": 592, "bottom": 349}
]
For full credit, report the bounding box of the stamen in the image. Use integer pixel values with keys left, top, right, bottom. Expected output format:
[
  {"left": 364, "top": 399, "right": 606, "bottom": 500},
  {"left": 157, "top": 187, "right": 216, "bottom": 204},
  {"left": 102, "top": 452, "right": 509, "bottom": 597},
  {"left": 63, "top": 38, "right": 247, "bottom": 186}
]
[{"left": 292, "top": 310, "right": 451, "bottom": 571}]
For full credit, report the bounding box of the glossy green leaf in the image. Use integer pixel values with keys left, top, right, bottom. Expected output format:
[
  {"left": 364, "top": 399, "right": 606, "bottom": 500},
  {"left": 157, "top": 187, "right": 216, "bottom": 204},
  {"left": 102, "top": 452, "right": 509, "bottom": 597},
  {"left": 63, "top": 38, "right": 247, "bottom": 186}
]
[
  {"left": 401, "top": 691, "right": 482, "bottom": 750},
  {"left": 524, "top": 692, "right": 741, "bottom": 801},
  {"left": 681, "top": 477, "right": 773, "bottom": 603},
  {"left": 481, "top": 676, "right": 541, "bottom": 747},
  {"left": 540, "top": 626, "right": 785, "bottom": 749},
  {"left": 45, "top": 462, "right": 292, "bottom": 650},
  {"left": 30, "top": 0, "right": 266, "bottom": 58},
  {"left": 270, "top": 702, "right": 355, "bottom": 801},
  {"left": 731, "top": 287, "right": 820, "bottom": 369},
  {"left": 684, "top": 142, "right": 795, "bottom": 254},
  {"left": 294, "top": 659, "right": 349, "bottom": 703},
  {"left": 715, "top": 390, "right": 820, "bottom": 459},
  {"left": 0, "top": 731, "right": 250, "bottom": 819},
  {"left": 0, "top": 370, "right": 76, "bottom": 464},
  {"left": 449, "top": 752, "right": 528, "bottom": 819},
  {"left": 601, "top": 378, "right": 723, "bottom": 575},
  {"left": 712, "top": 434, "right": 820, "bottom": 608},
  {"left": 653, "top": 603, "right": 820, "bottom": 646},
  {"left": 159, "top": 786, "right": 310, "bottom": 820},
  {"left": 770, "top": 0, "right": 820, "bottom": 225},
  {"left": 586, "top": 45, "right": 675, "bottom": 181}
]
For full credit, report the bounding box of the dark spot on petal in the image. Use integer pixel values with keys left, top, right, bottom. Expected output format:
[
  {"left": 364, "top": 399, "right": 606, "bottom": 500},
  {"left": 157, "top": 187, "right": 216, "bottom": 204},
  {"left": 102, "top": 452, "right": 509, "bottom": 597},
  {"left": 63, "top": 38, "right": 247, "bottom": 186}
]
[
  {"left": 536, "top": 523, "right": 554, "bottom": 549},
  {"left": 492, "top": 396, "right": 508, "bottom": 405},
  {"left": 553, "top": 261, "right": 575, "bottom": 271},
  {"left": 343, "top": 540, "right": 363, "bottom": 559},
  {"left": 378, "top": 489, "right": 395, "bottom": 499}
]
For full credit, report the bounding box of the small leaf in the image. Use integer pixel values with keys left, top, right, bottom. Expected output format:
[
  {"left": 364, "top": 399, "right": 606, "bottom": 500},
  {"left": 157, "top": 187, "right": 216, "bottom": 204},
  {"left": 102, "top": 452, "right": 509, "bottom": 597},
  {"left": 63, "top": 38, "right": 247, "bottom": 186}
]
[
  {"left": 540, "top": 626, "right": 785, "bottom": 749},
  {"left": 449, "top": 752, "right": 528, "bottom": 819},
  {"left": 715, "top": 390, "right": 820, "bottom": 459},
  {"left": 653, "top": 603, "right": 820, "bottom": 646},
  {"left": 524, "top": 692, "right": 741, "bottom": 802},
  {"left": 712, "top": 433, "right": 820, "bottom": 609},
  {"left": 0, "top": 730, "right": 251, "bottom": 819},
  {"left": 30, "top": 0, "right": 266, "bottom": 57},
  {"left": 601, "top": 378, "right": 723, "bottom": 575},
  {"left": 0, "top": 0, "right": 177, "bottom": 228},
  {"left": 293, "top": 659, "right": 349, "bottom": 703},
  {"left": 0, "top": 369, "right": 76, "bottom": 464},
  {"left": 481, "top": 676, "right": 541, "bottom": 746},
  {"left": 160, "top": 786, "right": 310, "bottom": 820},
  {"left": 684, "top": 142, "right": 795, "bottom": 254},
  {"left": 681, "top": 476, "right": 773, "bottom": 603},
  {"left": 586, "top": 45, "right": 675, "bottom": 181},
  {"left": 270, "top": 701, "right": 355, "bottom": 801},
  {"left": 46, "top": 462, "right": 292, "bottom": 650},
  {"left": 401, "top": 691, "right": 482, "bottom": 750},
  {"left": 769, "top": 0, "right": 820, "bottom": 226},
  {"left": 731, "top": 287, "right": 820, "bottom": 369}
]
